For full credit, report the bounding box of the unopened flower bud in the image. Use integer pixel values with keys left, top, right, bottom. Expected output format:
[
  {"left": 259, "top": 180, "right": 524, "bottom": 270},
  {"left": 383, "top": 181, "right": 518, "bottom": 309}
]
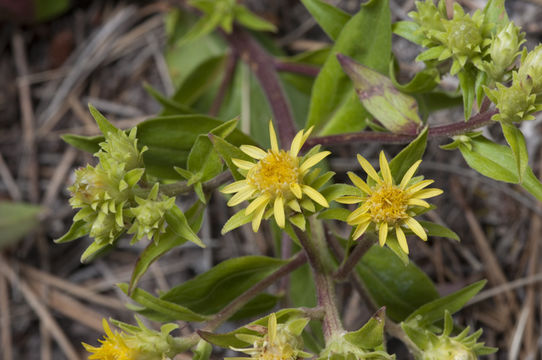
[
  {"left": 484, "top": 23, "right": 525, "bottom": 81},
  {"left": 100, "top": 127, "right": 147, "bottom": 171},
  {"left": 485, "top": 73, "right": 539, "bottom": 123},
  {"left": 518, "top": 44, "right": 542, "bottom": 94}
]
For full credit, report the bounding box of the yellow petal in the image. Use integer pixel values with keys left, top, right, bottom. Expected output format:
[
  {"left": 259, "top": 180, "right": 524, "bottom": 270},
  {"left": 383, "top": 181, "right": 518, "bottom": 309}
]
[
  {"left": 274, "top": 196, "right": 285, "bottom": 228},
  {"left": 347, "top": 205, "right": 370, "bottom": 222},
  {"left": 222, "top": 180, "right": 250, "bottom": 194},
  {"left": 251, "top": 204, "right": 267, "bottom": 232},
  {"left": 302, "top": 126, "right": 314, "bottom": 143},
  {"left": 405, "top": 179, "right": 434, "bottom": 194},
  {"left": 268, "top": 313, "right": 277, "bottom": 343},
  {"left": 404, "top": 217, "right": 427, "bottom": 241},
  {"left": 290, "top": 182, "right": 302, "bottom": 199},
  {"left": 395, "top": 225, "right": 409, "bottom": 254},
  {"left": 336, "top": 195, "right": 363, "bottom": 204},
  {"left": 301, "top": 185, "right": 329, "bottom": 207},
  {"left": 348, "top": 213, "right": 372, "bottom": 225},
  {"left": 232, "top": 158, "right": 255, "bottom": 170},
  {"left": 352, "top": 220, "right": 371, "bottom": 240},
  {"left": 299, "top": 151, "right": 330, "bottom": 173},
  {"left": 379, "top": 222, "right": 388, "bottom": 246},
  {"left": 357, "top": 154, "right": 382, "bottom": 184},
  {"left": 289, "top": 130, "right": 304, "bottom": 157},
  {"left": 412, "top": 188, "right": 443, "bottom": 199},
  {"left": 287, "top": 199, "right": 301, "bottom": 212},
  {"left": 246, "top": 194, "right": 271, "bottom": 215},
  {"left": 227, "top": 189, "right": 255, "bottom": 206},
  {"left": 407, "top": 198, "right": 430, "bottom": 208},
  {"left": 399, "top": 160, "right": 422, "bottom": 190},
  {"left": 240, "top": 145, "right": 267, "bottom": 159},
  {"left": 347, "top": 172, "right": 373, "bottom": 194},
  {"left": 379, "top": 151, "right": 393, "bottom": 185},
  {"left": 269, "top": 120, "right": 279, "bottom": 152}
]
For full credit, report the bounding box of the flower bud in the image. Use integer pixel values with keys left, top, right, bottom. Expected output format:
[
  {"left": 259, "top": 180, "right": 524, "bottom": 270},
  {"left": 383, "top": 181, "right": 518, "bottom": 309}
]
[
  {"left": 89, "top": 211, "right": 124, "bottom": 245},
  {"left": 409, "top": 0, "right": 446, "bottom": 35},
  {"left": 485, "top": 73, "right": 539, "bottom": 123},
  {"left": 127, "top": 184, "right": 176, "bottom": 243},
  {"left": 484, "top": 23, "right": 525, "bottom": 81},
  {"left": 99, "top": 127, "right": 146, "bottom": 171},
  {"left": 422, "top": 337, "right": 476, "bottom": 360},
  {"left": 518, "top": 44, "right": 542, "bottom": 94}
]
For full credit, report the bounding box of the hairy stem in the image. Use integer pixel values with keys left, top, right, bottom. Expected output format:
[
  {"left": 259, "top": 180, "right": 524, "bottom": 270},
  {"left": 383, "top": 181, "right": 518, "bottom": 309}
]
[
  {"left": 306, "top": 109, "right": 497, "bottom": 147},
  {"left": 334, "top": 235, "right": 375, "bottom": 281},
  {"left": 294, "top": 219, "right": 344, "bottom": 342},
  {"left": 159, "top": 171, "right": 232, "bottom": 197},
  {"left": 224, "top": 28, "right": 297, "bottom": 148}
]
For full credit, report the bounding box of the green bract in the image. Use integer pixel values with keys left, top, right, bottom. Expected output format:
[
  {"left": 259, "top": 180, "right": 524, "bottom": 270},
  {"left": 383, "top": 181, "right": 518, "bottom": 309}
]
[{"left": 518, "top": 44, "right": 542, "bottom": 94}]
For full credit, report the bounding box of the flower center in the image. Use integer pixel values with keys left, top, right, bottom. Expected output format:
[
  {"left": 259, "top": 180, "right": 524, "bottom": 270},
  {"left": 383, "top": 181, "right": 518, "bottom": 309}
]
[
  {"left": 246, "top": 150, "right": 300, "bottom": 196},
  {"left": 366, "top": 184, "right": 409, "bottom": 224}
]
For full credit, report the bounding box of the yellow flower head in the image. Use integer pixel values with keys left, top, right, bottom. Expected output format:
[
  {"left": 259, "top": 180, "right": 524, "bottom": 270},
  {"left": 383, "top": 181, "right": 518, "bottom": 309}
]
[
  {"left": 222, "top": 121, "right": 330, "bottom": 231},
  {"left": 338, "top": 151, "right": 443, "bottom": 254},
  {"left": 228, "top": 313, "right": 310, "bottom": 360},
  {"left": 83, "top": 319, "right": 138, "bottom": 360}
]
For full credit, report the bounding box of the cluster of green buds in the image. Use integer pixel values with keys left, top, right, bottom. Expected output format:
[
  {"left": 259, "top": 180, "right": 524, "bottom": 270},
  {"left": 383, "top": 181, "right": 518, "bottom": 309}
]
[
  {"left": 482, "top": 22, "right": 525, "bottom": 81},
  {"left": 68, "top": 127, "right": 148, "bottom": 245},
  {"left": 402, "top": 311, "right": 496, "bottom": 360},
  {"left": 83, "top": 317, "right": 191, "bottom": 360},
  {"left": 411, "top": 0, "right": 491, "bottom": 75},
  {"left": 228, "top": 313, "right": 312, "bottom": 360},
  {"left": 485, "top": 45, "right": 542, "bottom": 123}
]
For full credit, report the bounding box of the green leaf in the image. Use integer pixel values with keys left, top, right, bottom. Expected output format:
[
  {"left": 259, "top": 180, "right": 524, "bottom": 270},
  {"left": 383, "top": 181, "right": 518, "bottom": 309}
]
[
  {"left": 212, "top": 135, "right": 253, "bottom": 181},
  {"left": 172, "top": 55, "right": 227, "bottom": 106},
  {"left": 416, "top": 91, "right": 463, "bottom": 119},
  {"left": 483, "top": 0, "right": 509, "bottom": 34},
  {"left": 458, "top": 67, "right": 476, "bottom": 121},
  {"left": 392, "top": 21, "right": 424, "bottom": 44},
  {"left": 344, "top": 308, "right": 385, "bottom": 349},
  {"left": 357, "top": 245, "right": 439, "bottom": 322},
  {"left": 187, "top": 135, "right": 223, "bottom": 183},
  {"left": 300, "top": 0, "right": 351, "bottom": 41},
  {"left": 34, "top": 0, "right": 69, "bottom": 22},
  {"left": 230, "top": 293, "right": 281, "bottom": 321},
  {"left": 338, "top": 54, "right": 422, "bottom": 134},
  {"left": 389, "top": 127, "right": 428, "bottom": 183},
  {"left": 54, "top": 220, "right": 89, "bottom": 244},
  {"left": 80, "top": 241, "right": 114, "bottom": 263},
  {"left": 501, "top": 122, "right": 528, "bottom": 182},
  {"left": 165, "top": 206, "right": 204, "bottom": 247},
  {"left": 128, "top": 227, "right": 188, "bottom": 294},
  {"left": 119, "top": 284, "right": 208, "bottom": 322},
  {"left": 136, "top": 115, "right": 255, "bottom": 179},
  {"left": 234, "top": 5, "right": 277, "bottom": 32},
  {"left": 405, "top": 280, "right": 486, "bottom": 328},
  {"left": 418, "top": 221, "right": 459, "bottom": 241},
  {"left": 306, "top": 0, "right": 391, "bottom": 134},
  {"left": 389, "top": 62, "right": 440, "bottom": 94},
  {"left": 0, "top": 202, "right": 42, "bottom": 249},
  {"left": 61, "top": 134, "right": 102, "bottom": 154},
  {"left": 88, "top": 104, "right": 118, "bottom": 137},
  {"left": 144, "top": 83, "right": 194, "bottom": 116},
  {"left": 158, "top": 256, "right": 287, "bottom": 316}
]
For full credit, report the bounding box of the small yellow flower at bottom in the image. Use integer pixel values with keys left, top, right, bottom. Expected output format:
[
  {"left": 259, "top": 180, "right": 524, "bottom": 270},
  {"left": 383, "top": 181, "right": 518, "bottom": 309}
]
[
  {"left": 83, "top": 319, "right": 138, "bottom": 360},
  {"left": 337, "top": 151, "right": 442, "bottom": 254},
  {"left": 222, "top": 121, "right": 330, "bottom": 232}
]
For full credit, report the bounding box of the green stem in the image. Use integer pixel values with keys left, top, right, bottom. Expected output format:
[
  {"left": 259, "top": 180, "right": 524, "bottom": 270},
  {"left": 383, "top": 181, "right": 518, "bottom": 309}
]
[
  {"left": 159, "top": 171, "right": 232, "bottom": 197},
  {"left": 333, "top": 235, "right": 375, "bottom": 281},
  {"left": 294, "top": 218, "right": 344, "bottom": 342}
]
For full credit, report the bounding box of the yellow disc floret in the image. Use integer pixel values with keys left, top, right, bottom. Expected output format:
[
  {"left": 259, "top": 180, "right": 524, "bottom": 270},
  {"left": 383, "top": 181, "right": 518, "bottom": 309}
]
[
  {"left": 246, "top": 150, "right": 300, "bottom": 196},
  {"left": 366, "top": 184, "right": 409, "bottom": 224}
]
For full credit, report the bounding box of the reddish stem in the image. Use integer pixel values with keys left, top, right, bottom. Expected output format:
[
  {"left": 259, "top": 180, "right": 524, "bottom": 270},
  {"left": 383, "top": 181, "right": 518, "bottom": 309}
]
[
  {"left": 224, "top": 28, "right": 297, "bottom": 147},
  {"left": 274, "top": 60, "right": 320, "bottom": 77}
]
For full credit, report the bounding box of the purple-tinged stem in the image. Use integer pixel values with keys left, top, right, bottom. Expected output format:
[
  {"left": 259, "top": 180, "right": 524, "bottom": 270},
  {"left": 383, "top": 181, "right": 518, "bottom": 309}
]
[
  {"left": 224, "top": 28, "right": 297, "bottom": 148},
  {"left": 334, "top": 236, "right": 375, "bottom": 281},
  {"left": 209, "top": 52, "right": 238, "bottom": 117},
  {"left": 306, "top": 109, "right": 497, "bottom": 147},
  {"left": 274, "top": 60, "right": 320, "bottom": 77}
]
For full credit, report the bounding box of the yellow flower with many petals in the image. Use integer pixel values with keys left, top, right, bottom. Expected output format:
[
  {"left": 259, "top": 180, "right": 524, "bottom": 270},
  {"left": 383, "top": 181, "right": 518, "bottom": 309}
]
[
  {"left": 83, "top": 319, "right": 138, "bottom": 360},
  {"left": 222, "top": 122, "right": 331, "bottom": 232},
  {"left": 337, "top": 151, "right": 442, "bottom": 254}
]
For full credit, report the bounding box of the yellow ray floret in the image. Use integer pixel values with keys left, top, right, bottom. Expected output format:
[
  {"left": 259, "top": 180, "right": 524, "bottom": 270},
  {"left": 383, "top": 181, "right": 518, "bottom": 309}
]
[
  {"left": 82, "top": 319, "right": 137, "bottom": 360},
  {"left": 222, "top": 121, "right": 330, "bottom": 231},
  {"left": 337, "top": 151, "right": 443, "bottom": 254}
]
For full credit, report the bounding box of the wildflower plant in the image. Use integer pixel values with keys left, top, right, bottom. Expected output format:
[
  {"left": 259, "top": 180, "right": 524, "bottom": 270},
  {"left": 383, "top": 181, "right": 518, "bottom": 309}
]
[{"left": 55, "top": 0, "right": 542, "bottom": 359}]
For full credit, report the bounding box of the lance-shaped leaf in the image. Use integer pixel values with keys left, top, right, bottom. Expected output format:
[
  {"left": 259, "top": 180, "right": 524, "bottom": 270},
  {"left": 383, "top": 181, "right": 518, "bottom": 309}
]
[
  {"left": 337, "top": 53, "right": 422, "bottom": 134},
  {"left": 0, "top": 202, "right": 42, "bottom": 249}
]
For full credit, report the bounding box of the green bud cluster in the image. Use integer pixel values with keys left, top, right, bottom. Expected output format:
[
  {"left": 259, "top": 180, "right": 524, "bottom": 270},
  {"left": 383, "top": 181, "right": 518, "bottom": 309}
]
[
  {"left": 127, "top": 183, "right": 175, "bottom": 244},
  {"left": 68, "top": 127, "right": 174, "bottom": 245},
  {"left": 519, "top": 45, "right": 542, "bottom": 94},
  {"left": 411, "top": 1, "right": 490, "bottom": 75},
  {"left": 403, "top": 311, "right": 496, "bottom": 360}
]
